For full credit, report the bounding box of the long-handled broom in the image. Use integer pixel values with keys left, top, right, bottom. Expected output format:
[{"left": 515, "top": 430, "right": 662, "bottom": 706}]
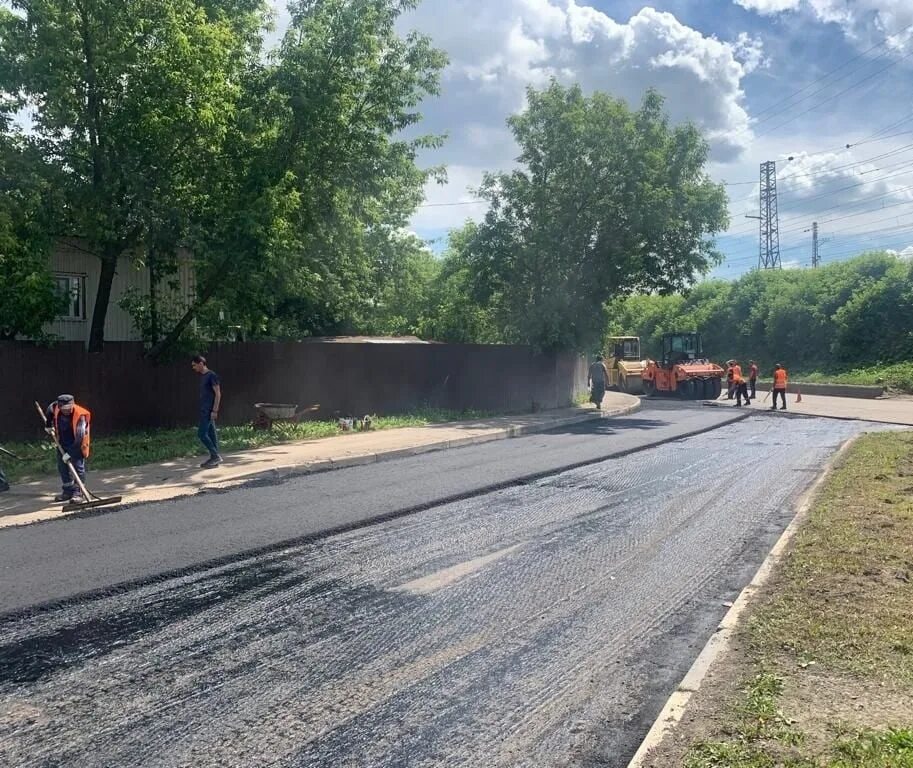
[{"left": 34, "top": 401, "right": 122, "bottom": 511}]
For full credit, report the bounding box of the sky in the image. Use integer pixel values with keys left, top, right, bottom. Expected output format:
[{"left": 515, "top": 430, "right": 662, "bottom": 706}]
[{"left": 274, "top": 1, "right": 913, "bottom": 278}]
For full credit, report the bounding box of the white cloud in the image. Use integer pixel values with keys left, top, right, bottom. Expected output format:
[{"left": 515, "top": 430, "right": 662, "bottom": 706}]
[
  {"left": 774, "top": 148, "right": 913, "bottom": 217},
  {"left": 736, "top": 0, "right": 913, "bottom": 51},
  {"left": 734, "top": 0, "right": 801, "bottom": 15},
  {"left": 735, "top": 0, "right": 802, "bottom": 16},
  {"left": 394, "top": 1, "right": 766, "bottom": 233},
  {"left": 409, "top": 165, "right": 490, "bottom": 233}
]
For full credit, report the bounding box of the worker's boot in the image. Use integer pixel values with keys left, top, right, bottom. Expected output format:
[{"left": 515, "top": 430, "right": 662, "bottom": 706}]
[{"left": 54, "top": 492, "right": 72, "bottom": 502}]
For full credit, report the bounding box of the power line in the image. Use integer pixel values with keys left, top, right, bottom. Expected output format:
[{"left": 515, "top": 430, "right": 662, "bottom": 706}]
[
  {"left": 724, "top": 164, "right": 913, "bottom": 238},
  {"left": 417, "top": 199, "right": 485, "bottom": 208},
  {"left": 734, "top": 22, "right": 913, "bottom": 135},
  {"left": 752, "top": 48, "right": 913, "bottom": 141}
]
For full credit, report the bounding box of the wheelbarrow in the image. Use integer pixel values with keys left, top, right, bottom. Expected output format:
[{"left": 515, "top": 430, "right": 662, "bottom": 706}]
[{"left": 253, "top": 402, "right": 320, "bottom": 430}]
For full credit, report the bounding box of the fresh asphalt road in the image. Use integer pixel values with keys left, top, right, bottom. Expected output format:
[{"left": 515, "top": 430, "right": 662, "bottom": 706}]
[{"left": 0, "top": 406, "right": 872, "bottom": 767}]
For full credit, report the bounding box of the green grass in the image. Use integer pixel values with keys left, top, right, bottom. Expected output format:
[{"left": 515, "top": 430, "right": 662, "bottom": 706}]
[
  {"left": 793, "top": 362, "right": 913, "bottom": 393},
  {"left": 0, "top": 407, "right": 496, "bottom": 483},
  {"left": 683, "top": 432, "right": 913, "bottom": 768}
]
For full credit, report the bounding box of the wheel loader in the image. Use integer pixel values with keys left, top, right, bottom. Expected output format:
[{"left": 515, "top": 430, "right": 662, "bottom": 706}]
[
  {"left": 604, "top": 336, "right": 646, "bottom": 395},
  {"left": 641, "top": 332, "right": 724, "bottom": 400}
]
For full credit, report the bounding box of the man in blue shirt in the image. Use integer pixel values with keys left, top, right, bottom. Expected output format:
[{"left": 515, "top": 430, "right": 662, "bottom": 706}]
[{"left": 191, "top": 355, "right": 223, "bottom": 468}]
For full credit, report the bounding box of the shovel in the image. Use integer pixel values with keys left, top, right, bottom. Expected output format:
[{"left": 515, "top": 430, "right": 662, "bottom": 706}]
[{"left": 34, "top": 401, "right": 122, "bottom": 511}]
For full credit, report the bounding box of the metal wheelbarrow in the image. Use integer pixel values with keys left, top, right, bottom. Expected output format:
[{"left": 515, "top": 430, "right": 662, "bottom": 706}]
[{"left": 253, "top": 403, "right": 320, "bottom": 429}]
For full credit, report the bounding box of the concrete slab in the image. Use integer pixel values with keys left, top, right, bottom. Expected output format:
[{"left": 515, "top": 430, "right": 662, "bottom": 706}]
[{"left": 705, "top": 392, "right": 913, "bottom": 426}]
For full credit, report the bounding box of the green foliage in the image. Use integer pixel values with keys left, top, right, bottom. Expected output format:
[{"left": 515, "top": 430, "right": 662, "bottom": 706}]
[
  {"left": 419, "top": 222, "right": 501, "bottom": 343},
  {"left": 796, "top": 362, "right": 913, "bottom": 392},
  {"left": 150, "top": 0, "right": 448, "bottom": 352},
  {"left": 363, "top": 231, "right": 441, "bottom": 337},
  {"left": 461, "top": 83, "right": 728, "bottom": 352},
  {"left": 606, "top": 253, "right": 913, "bottom": 379},
  {"left": 0, "top": 0, "right": 266, "bottom": 350},
  {"left": 0, "top": 134, "right": 65, "bottom": 338}
]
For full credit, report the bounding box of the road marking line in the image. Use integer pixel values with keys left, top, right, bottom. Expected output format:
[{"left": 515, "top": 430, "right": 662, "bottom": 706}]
[{"left": 393, "top": 543, "right": 524, "bottom": 595}]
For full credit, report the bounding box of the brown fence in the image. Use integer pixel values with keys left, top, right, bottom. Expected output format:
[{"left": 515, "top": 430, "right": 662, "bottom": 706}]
[{"left": 0, "top": 340, "right": 587, "bottom": 440}]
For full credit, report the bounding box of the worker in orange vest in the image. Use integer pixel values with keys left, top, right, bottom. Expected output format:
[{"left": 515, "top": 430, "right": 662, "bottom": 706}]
[
  {"left": 726, "top": 360, "right": 735, "bottom": 399},
  {"left": 748, "top": 360, "right": 759, "bottom": 399},
  {"left": 731, "top": 361, "right": 751, "bottom": 407},
  {"left": 45, "top": 394, "right": 92, "bottom": 503},
  {"left": 771, "top": 364, "right": 788, "bottom": 411}
]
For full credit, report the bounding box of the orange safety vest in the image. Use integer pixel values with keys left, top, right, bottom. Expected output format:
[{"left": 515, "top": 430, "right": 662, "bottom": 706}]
[
  {"left": 732, "top": 364, "right": 743, "bottom": 382},
  {"left": 773, "top": 369, "right": 788, "bottom": 390},
  {"left": 52, "top": 404, "right": 92, "bottom": 458}
]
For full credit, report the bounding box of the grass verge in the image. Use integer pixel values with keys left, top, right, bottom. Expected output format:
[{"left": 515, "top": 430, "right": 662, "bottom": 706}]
[
  {"left": 795, "top": 362, "right": 913, "bottom": 394},
  {"left": 668, "top": 431, "right": 913, "bottom": 767},
  {"left": 0, "top": 407, "right": 498, "bottom": 483}
]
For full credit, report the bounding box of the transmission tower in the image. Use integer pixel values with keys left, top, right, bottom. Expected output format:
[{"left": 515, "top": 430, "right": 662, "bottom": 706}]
[
  {"left": 758, "top": 161, "right": 781, "bottom": 269},
  {"left": 812, "top": 222, "right": 820, "bottom": 268}
]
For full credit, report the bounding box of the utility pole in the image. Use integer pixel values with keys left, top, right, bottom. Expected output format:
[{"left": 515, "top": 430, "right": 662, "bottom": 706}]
[
  {"left": 758, "top": 160, "right": 781, "bottom": 269},
  {"left": 812, "top": 222, "right": 820, "bottom": 268}
]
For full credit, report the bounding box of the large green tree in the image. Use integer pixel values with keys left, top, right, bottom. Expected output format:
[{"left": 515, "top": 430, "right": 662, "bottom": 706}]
[
  {"left": 0, "top": 130, "right": 65, "bottom": 339},
  {"left": 148, "top": 0, "right": 447, "bottom": 353},
  {"left": 464, "top": 82, "right": 729, "bottom": 352},
  {"left": 0, "top": 0, "right": 267, "bottom": 351}
]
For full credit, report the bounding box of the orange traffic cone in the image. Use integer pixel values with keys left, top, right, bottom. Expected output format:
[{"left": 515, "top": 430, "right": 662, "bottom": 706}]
[{"left": 796, "top": 387, "right": 802, "bottom": 403}]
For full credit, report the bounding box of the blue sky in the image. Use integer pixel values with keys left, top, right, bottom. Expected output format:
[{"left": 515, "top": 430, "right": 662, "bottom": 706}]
[{"left": 270, "top": 0, "right": 913, "bottom": 277}]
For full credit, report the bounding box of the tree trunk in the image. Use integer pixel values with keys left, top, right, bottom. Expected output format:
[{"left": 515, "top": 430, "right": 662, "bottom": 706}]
[
  {"left": 148, "top": 248, "right": 159, "bottom": 345},
  {"left": 87, "top": 252, "right": 118, "bottom": 352}
]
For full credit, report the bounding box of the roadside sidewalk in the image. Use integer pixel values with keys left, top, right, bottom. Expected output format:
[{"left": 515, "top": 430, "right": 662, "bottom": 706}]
[
  {"left": 0, "top": 393, "right": 640, "bottom": 528},
  {"left": 707, "top": 391, "right": 913, "bottom": 425}
]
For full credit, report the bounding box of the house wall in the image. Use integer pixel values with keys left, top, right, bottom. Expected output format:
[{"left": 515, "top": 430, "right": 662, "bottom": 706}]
[{"left": 46, "top": 239, "right": 195, "bottom": 344}]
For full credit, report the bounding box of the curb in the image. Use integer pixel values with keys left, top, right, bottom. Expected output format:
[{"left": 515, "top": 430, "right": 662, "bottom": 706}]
[
  {"left": 4, "top": 400, "right": 642, "bottom": 528},
  {"left": 625, "top": 434, "right": 860, "bottom": 768},
  {"left": 196, "top": 402, "right": 642, "bottom": 493}
]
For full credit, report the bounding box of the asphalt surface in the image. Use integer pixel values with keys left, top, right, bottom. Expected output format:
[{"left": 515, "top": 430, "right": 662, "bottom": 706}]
[
  {"left": 0, "top": 407, "right": 873, "bottom": 767},
  {"left": 1, "top": 404, "right": 742, "bottom": 613}
]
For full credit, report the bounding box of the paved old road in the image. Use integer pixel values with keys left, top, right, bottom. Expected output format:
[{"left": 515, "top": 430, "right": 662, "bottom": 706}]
[{"left": 0, "top": 405, "right": 871, "bottom": 767}]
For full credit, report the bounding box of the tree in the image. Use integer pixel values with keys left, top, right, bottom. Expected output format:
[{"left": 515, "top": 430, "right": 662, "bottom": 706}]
[
  {"left": 148, "top": 0, "right": 448, "bottom": 353},
  {"left": 0, "top": 132, "right": 65, "bottom": 339},
  {"left": 0, "top": 0, "right": 267, "bottom": 351},
  {"left": 603, "top": 251, "right": 913, "bottom": 372},
  {"left": 419, "top": 222, "right": 501, "bottom": 343},
  {"left": 464, "top": 82, "right": 729, "bottom": 352}
]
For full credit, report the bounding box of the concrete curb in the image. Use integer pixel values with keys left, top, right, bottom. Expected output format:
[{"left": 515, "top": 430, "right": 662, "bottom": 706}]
[
  {"left": 198, "top": 401, "right": 642, "bottom": 493},
  {"left": 625, "top": 433, "right": 861, "bottom": 768},
  {"left": 756, "top": 382, "right": 884, "bottom": 399},
  {"left": 5, "top": 400, "right": 642, "bottom": 528}
]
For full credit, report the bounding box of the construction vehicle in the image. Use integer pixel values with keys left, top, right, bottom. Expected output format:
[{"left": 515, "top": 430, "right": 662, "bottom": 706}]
[
  {"left": 604, "top": 336, "right": 646, "bottom": 394},
  {"left": 641, "top": 332, "right": 724, "bottom": 400}
]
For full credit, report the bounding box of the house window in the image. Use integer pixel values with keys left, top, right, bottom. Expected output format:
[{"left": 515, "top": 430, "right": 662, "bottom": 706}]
[{"left": 54, "top": 274, "right": 86, "bottom": 321}]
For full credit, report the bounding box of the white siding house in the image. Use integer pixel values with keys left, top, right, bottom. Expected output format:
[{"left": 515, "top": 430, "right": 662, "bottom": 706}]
[{"left": 46, "top": 238, "right": 195, "bottom": 343}]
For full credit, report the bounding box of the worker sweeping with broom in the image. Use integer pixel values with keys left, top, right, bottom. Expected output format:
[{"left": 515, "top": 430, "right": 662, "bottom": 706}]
[
  {"left": 44, "top": 394, "right": 91, "bottom": 505},
  {"left": 35, "top": 397, "right": 121, "bottom": 511}
]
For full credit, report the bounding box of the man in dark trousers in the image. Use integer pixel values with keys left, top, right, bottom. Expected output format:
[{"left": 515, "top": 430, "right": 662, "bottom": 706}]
[
  {"left": 45, "top": 394, "right": 91, "bottom": 503},
  {"left": 192, "top": 355, "right": 223, "bottom": 468},
  {"left": 771, "top": 363, "right": 788, "bottom": 411},
  {"left": 588, "top": 354, "right": 609, "bottom": 410},
  {"left": 732, "top": 365, "right": 751, "bottom": 407}
]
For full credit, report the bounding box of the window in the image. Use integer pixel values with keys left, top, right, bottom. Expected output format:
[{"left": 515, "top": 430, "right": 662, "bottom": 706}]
[{"left": 54, "top": 274, "right": 86, "bottom": 321}]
